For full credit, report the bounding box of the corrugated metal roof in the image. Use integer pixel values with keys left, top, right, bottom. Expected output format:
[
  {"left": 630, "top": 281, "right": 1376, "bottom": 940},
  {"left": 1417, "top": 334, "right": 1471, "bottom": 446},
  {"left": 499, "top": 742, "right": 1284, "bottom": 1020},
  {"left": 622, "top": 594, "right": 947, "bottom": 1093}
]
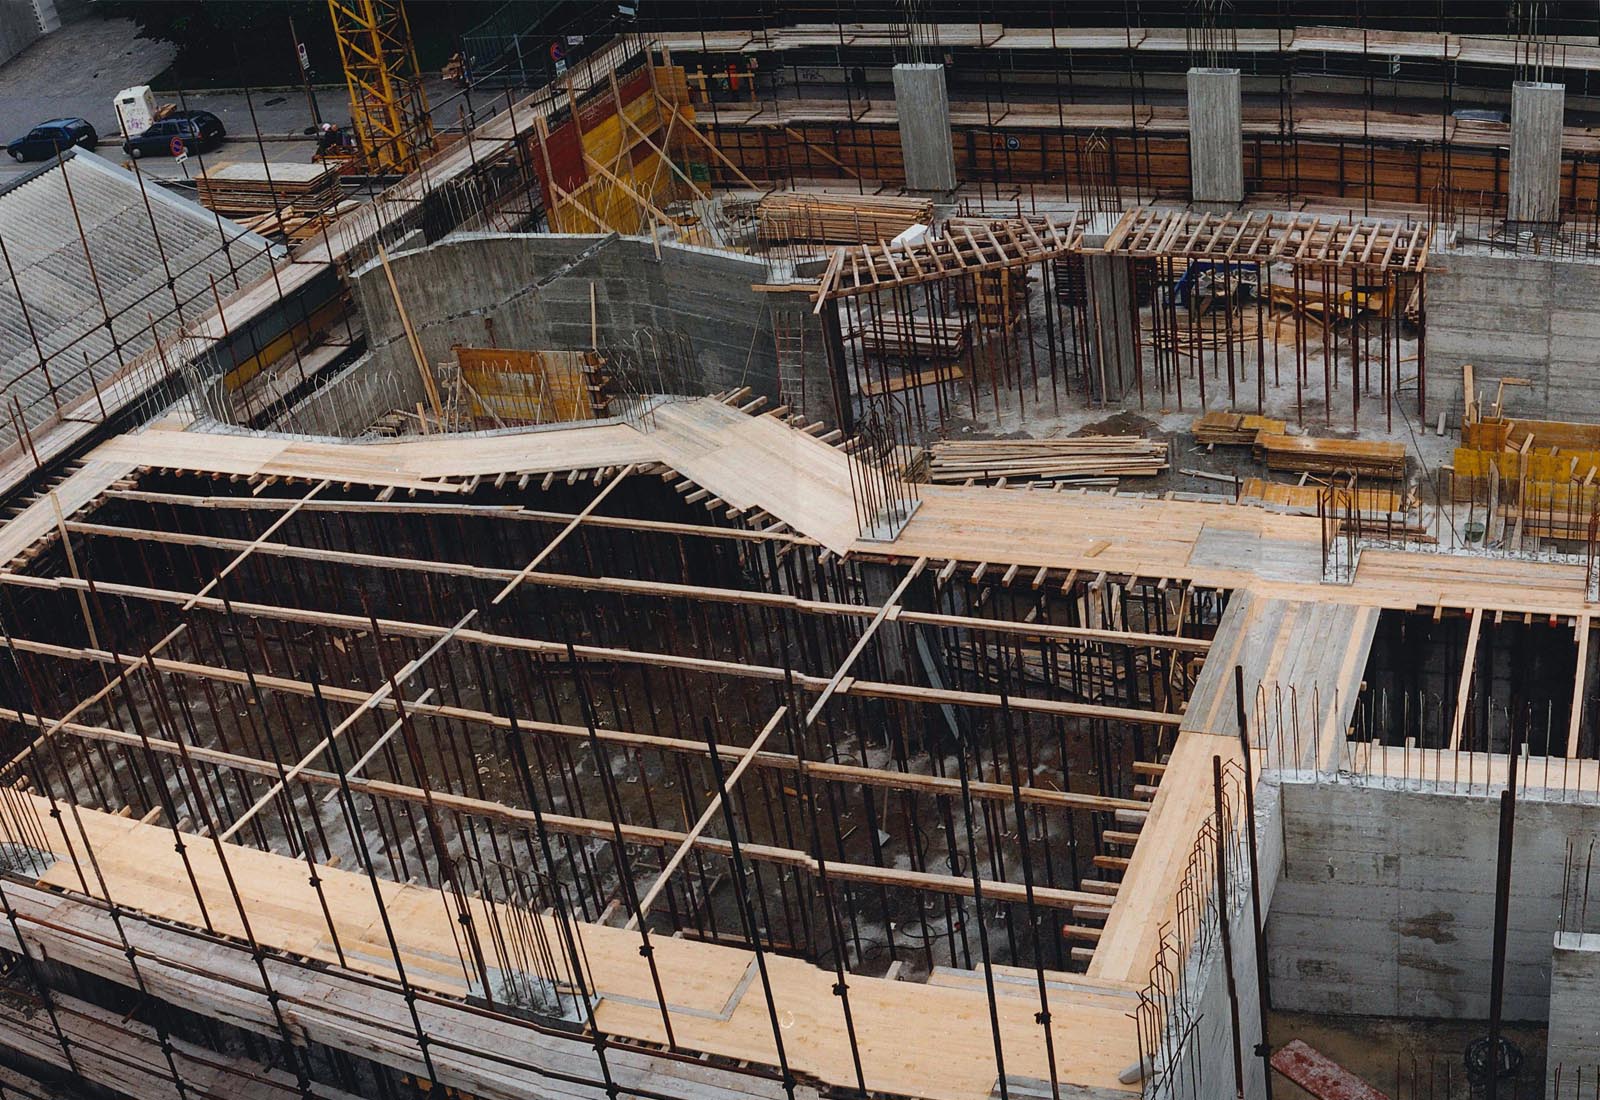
[{"left": 0, "top": 148, "right": 276, "bottom": 432}]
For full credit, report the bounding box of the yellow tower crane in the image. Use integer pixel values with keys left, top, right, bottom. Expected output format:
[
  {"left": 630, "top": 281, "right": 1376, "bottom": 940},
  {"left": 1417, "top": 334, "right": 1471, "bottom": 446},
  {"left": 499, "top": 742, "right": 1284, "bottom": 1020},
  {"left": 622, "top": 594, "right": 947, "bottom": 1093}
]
[{"left": 327, "top": 0, "right": 435, "bottom": 173}]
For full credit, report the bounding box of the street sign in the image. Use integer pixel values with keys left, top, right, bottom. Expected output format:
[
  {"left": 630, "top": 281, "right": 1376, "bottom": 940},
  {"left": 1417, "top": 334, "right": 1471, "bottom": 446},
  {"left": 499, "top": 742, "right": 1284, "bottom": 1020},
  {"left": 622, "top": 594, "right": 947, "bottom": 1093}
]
[
  {"left": 298, "top": 43, "right": 311, "bottom": 72},
  {"left": 169, "top": 135, "right": 186, "bottom": 158}
]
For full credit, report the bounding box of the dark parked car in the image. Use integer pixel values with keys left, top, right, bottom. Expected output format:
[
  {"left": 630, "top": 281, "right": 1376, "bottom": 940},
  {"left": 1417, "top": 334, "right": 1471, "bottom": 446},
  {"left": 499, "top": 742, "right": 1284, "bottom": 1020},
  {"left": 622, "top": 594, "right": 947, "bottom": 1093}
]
[
  {"left": 123, "top": 111, "right": 226, "bottom": 159},
  {"left": 6, "top": 117, "right": 97, "bottom": 162}
]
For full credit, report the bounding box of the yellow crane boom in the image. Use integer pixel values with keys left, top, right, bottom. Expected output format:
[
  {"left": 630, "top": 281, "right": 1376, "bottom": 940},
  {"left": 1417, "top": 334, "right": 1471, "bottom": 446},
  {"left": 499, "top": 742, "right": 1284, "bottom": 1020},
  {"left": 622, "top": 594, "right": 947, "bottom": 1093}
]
[{"left": 327, "top": 0, "right": 434, "bottom": 173}]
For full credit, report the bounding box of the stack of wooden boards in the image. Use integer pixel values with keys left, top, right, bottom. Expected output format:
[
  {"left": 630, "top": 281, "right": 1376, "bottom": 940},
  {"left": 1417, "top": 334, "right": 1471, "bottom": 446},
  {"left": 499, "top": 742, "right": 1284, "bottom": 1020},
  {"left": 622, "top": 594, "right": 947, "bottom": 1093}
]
[
  {"left": 926, "top": 436, "right": 1168, "bottom": 485},
  {"left": 756, "top": 191, "right": 932, "bottom": 245},
  {"left": 1254, "top": 433, "right": 1406, "bottom": 479},
  {"left": 1192, "top": 410, "right": 1286, "bottom": 445},
  {"left": 1192, "top": 410, "right": 1407, "bottom": 480},
  {"left": 1453, "top": 413, "right": 1600, "bottom": 539},
  {"left": 196, "top": 163, "right": 352, "bottom": 242}
]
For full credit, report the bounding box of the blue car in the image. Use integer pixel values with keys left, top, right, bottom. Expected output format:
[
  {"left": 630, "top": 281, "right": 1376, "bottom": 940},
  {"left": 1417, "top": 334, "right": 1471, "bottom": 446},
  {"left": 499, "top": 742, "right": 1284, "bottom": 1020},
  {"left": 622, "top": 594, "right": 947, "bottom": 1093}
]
[
  {"left": 7, "top": 117, "right": 97, "bottom": 162},
  {"left": 122, "top": 111, "right": 226, "bottom": 159}
]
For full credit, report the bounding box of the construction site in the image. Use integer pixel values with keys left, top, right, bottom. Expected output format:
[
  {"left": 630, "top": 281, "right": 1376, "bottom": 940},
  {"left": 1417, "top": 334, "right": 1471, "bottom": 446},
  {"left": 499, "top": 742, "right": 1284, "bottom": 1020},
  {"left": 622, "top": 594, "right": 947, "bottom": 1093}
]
[{"left": 8, "top": 2, "right": 1600, "bottom": 1100}]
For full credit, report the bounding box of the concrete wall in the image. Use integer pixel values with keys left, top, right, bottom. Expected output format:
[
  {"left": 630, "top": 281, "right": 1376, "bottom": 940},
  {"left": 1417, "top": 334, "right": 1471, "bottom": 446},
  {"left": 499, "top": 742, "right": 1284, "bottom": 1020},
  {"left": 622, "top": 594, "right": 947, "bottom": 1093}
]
[
  {"left": 0, "top": 1, "right": 42, "bottom": 67},
  {"left": 1423, "top": 249, "right": 1600, "bottom": 423},
  {"left": 1186, "top": 68, "right": 1244, "bottom": 205},
  {"left": 892, "top": 63, "right": 957, "bottom": 193},
  {"left": 352, "top": 233, "right": 838, "bottom": 424},
  {"left": 1550, "top": 932, "right": 1600, "bottom": 1090},
  {"left": 1166, "top": 782, "right": 1282, "bottom": 1100},
  {"left": 1510, "top": 81, "right": 1564, "bottom": 224},
  {"left": 1267, "top": 776, "right": 1600, "bottom": 1020}
]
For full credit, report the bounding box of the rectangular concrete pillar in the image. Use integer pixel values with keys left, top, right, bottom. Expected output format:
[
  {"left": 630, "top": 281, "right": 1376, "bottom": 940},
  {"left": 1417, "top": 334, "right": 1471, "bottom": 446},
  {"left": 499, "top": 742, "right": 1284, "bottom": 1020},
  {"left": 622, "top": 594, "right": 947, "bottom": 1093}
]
[
  {"left": 1510, "top": 80, "right": 1564, "bottom": 224},
  {"left": 1187, "top": 67, "right": 1244, "bottom": 205},
  {"left": 892, "top": 63, "right": 957, "bottom": 193},
  {"left": 1550, "top": 932, "right": 1600, "bottom": 1098},
  {"left": 1083, "top": 250, "right": 1139, "bottom": 403}
]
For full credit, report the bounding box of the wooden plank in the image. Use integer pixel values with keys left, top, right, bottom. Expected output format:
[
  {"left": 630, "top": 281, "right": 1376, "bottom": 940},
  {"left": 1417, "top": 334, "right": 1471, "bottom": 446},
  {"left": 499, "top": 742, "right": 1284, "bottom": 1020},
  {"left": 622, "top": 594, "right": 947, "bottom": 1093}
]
[{"left": 1447, "top": 608, "right": 1483, "bottom": 751}]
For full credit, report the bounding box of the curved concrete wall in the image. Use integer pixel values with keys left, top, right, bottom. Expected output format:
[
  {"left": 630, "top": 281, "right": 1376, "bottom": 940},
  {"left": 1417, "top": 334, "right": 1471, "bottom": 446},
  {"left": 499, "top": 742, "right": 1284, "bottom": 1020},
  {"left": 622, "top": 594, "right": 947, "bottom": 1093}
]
[{"left": 352, "top": 232, "right": 837, "bottom": 422}]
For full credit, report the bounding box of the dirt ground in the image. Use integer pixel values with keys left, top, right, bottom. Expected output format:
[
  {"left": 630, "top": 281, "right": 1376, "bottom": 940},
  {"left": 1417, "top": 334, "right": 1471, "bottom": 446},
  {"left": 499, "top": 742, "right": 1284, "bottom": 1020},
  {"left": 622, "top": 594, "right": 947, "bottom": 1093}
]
[{"left": 1270, "top": 1011, "right": 1548, "bottom": 1100}]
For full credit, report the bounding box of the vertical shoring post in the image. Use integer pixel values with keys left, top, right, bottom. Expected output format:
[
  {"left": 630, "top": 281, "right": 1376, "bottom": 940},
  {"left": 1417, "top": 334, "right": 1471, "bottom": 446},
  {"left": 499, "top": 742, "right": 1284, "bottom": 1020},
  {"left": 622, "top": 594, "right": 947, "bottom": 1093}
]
[
  {"left": 215, "top": 587, "right": 348, "bottom": 967},
  {"left": 994, "top": 648, "right": 1060, "bottom": 1100},
  {"left": 141, "top": 650, "right": 320, "bottom": 1099},
  {"left": 307, "top": 661, "right": 442, "bottom": 1087},
  {"left": 700, "top": 714, "right": 797, "bottom": 1099},
  {"left": 0, "top": 631, "right": 197, "bottom": 1099},
  {"left": 1213, "top": 754, "right": 1245, "bottom": 1099},
  {"left": 1233, "top": 665, "right": 1273, "bottom": 1097},
  {"left": 493, "top": 668, "right": 615, "bottom": 1083},
  {"left": 0, "top": 234, "right": 57, "bottom": 413},
  {"left": 951, "top": 686, "right": 1009, "bottom": 1100},
  {"left": 54, "top": 145, "right": 131, "bottom": 415},
  {"left": 770, "top": 599, "right": 868, "bottom": 1094},
  {"left": 562, "top": 633, "right": 678, "bottom": 1050},
  {"left": 241, "top": 78, "right": 313, "bottom": 394},
  {"left": 1486, "top": 719, "right": 1520, "bottom": 1100},
  {"left": 0, "top": 831, "right": 81, "bottom": 1077},
  {"left": 126, "top": 149, "right": 188, "bottom": 332}
]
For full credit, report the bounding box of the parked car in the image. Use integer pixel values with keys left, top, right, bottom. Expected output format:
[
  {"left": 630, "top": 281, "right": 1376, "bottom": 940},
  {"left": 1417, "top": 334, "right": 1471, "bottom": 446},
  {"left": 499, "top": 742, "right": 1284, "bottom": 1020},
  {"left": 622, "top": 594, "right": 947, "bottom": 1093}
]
[
  {"left": 6, "top": 117, "right": 97, "bottom": 162},
  {"left": 122, "top": 111, "right": 226, "bottom": 159}
]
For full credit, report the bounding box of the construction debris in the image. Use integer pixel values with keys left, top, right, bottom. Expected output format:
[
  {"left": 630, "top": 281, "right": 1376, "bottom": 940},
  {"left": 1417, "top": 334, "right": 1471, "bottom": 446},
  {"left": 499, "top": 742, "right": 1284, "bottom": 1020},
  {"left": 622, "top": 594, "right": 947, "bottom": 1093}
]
[{"left": 926, "top": 436, "right": 1169, "bottom": 484}]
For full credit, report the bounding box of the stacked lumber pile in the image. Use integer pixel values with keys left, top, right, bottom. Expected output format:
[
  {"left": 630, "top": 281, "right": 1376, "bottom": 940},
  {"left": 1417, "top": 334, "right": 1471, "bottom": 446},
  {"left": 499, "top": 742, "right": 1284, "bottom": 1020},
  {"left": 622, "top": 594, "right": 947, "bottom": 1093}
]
[
  {"left": 756, "top": 191, "right": 932, "bottom": 245},
  {"left": 858, "top": 313, "right": 969, "bottom": 362},
  {"left": 1192, "top": 410, "right": 1287, "bottom": 445},
  {"left": 196, "top": 162, "right": 341, "bottom": 223},
  {"left": 927, "top": 436, "right": 1168, "bottom": 484},
  {"left": 238, "top": 198, "right": 362, "bottom": 242},
  {"left": 1254, "top": 433, "right": 1406, "bottom": 479}
]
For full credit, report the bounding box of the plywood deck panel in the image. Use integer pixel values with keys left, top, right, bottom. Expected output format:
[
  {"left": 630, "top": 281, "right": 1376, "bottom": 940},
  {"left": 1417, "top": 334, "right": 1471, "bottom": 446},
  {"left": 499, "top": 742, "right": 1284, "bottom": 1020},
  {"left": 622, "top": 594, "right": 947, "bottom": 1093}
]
[
  {"left": 24, "top": 796, "right": 1139, "bottom": 1100},
  {"left": 66, "top": 402, "right": 1600, "bottom": 618}
]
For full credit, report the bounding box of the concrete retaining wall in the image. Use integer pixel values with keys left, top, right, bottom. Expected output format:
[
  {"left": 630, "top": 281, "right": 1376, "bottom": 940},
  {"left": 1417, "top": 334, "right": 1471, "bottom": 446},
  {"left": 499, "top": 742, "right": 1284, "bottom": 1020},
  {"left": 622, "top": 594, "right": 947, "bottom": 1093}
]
[
  {"left": 1167, "top": 782, "right": 1282, "bottom": 1100},
  {"left": 0, "top": 1, "right": 42, "bottom": 68},
  {"left": 1423, "top": 249, "right": 1600, "bottom": 423},
  {"left": 352, "top": 233, "right": 837, "bottom": 423},
  {"left": 1550, "top": 932, "right": 1600, "bottom": 1088},
  {"left": 1266, "top": 776, "right": 1600, "bottom": 1019}
]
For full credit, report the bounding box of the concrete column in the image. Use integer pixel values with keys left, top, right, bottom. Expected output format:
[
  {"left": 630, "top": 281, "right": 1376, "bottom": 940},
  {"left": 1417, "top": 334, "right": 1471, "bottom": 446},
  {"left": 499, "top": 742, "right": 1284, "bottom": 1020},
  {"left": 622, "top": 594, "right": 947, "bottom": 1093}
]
[
  {"left": 1083, "top": 249, "right": 1139, "bottom": 403},
  {"left": 1186, "top": 67, "right": 1244, "bottom": 205},
  {"left": 1510, "top": 80, "right": 1564, "bottom": 224},
  {"left": 1550, "top": 932, "right": 1600, "bottom": 1097},
  {"left": 891, "top": 63, "right": 957, "bottom": 193}
]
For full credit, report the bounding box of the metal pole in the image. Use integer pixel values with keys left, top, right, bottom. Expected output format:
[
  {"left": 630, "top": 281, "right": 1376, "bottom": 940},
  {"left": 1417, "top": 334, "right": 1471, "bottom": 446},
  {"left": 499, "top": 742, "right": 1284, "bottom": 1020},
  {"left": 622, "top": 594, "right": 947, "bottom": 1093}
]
[
  {"left": 1234, "top": 664, "right": 1275, "bottom": 1099},
  {"left": 1213, "top": 753, "right": 1246, "bottom": 1099}
]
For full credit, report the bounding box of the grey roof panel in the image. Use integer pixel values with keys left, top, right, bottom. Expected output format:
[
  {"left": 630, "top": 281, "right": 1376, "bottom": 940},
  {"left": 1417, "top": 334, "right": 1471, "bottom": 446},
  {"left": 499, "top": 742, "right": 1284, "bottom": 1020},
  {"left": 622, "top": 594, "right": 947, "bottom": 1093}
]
[{"left": 0, "top": 148, "right": 277, "bottom": 433}]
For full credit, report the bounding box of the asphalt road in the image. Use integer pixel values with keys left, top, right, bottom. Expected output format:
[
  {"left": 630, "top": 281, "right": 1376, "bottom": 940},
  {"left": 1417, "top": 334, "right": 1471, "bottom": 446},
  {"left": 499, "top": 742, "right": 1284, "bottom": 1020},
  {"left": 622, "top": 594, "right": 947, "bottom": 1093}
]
[{"left": 0, "top": 15, "right": 467, "bottom": 189}]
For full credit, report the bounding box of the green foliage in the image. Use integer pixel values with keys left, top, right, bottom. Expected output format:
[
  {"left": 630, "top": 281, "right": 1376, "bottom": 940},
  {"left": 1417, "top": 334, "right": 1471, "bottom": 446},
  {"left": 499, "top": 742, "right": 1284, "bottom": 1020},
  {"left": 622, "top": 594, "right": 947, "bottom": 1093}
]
[{"left": 97, "top": 1, "right": 509, "bottom": 89}]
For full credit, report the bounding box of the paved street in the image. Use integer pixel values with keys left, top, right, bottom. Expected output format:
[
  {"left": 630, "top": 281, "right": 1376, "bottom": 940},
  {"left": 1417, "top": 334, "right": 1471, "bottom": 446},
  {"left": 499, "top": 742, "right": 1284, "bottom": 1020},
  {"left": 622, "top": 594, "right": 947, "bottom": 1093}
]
[{"left": 0, "top": 15, "right": 471, "bottom": 190}]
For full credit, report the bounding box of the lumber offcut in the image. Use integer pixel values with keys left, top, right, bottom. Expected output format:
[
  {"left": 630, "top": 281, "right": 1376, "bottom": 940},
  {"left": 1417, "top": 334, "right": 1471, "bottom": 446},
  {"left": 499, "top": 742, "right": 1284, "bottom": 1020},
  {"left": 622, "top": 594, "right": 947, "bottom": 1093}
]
[{"left": 927, "top": 437, "right": 1169, "bottom": 484}]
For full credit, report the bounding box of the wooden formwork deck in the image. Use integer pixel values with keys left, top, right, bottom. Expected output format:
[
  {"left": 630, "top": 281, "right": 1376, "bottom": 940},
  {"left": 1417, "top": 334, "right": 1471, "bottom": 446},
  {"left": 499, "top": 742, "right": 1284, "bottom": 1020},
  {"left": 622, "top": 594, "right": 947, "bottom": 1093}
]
[{"left": 9, "top": 396, "right": 1598, "bottom": 1099}]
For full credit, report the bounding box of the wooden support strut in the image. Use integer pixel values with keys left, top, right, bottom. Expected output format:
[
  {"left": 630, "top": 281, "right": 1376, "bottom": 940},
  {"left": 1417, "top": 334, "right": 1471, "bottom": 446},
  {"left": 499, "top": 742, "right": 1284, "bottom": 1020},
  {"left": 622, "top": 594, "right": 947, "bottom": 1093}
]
[
  {"left": 0, "top": 715, "right": 1110, "bottom": 913},
  {"left": 56, "top": 518, "right": 1209, "bottom": 652},
  {"left": 0, "top": 633, "right": 1150, "bottom": 817}
]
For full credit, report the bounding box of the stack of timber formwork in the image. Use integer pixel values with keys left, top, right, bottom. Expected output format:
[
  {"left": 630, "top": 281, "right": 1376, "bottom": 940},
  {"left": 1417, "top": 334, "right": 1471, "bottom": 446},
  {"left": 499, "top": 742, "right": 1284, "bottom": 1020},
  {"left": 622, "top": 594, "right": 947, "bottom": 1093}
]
[
  {"left": 756, "top": 191, "right": 932, "bottom": 244},
  {"left": 196, "top": 162, "right": 345, "bottom": 241},
  {"left": 926, "top": 436, "right": 1169, "bottom": 484}
]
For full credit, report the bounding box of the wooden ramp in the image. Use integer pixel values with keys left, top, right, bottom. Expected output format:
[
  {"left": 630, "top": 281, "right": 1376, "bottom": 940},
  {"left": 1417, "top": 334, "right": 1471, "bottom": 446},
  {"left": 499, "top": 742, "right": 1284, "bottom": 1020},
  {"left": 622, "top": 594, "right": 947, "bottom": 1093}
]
[{"left": 1183, "top": 592, "right": 1377, "bottom": 767}]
